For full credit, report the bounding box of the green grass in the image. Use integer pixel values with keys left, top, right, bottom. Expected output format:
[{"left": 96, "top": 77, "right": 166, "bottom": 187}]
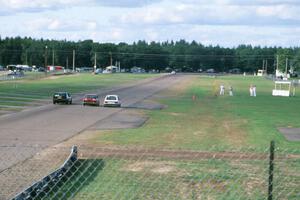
[
  {"left": 0, "top": 73, "right": 158, "bottom": 109},
  {"left": 0, "top": 73, "right": 157, "bottom": 96},
  {"left": 47, "top": 157, "right": 299, "bottom": 200},
  {"left": 46, "top": 75, "right": 299, "bottom": 200},
  {"left": 93, "top": 75, "right": 300, "bottom": 150}
]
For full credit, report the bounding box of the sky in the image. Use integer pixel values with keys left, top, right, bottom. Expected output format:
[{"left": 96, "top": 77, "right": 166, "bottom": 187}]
[{"left": 0, "top": 0, "right": 300, "bottom": 47}]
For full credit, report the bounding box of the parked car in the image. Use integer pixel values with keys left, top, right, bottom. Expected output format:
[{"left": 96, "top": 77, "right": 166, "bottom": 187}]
[
  {"left": 37, "top": 67, "right": 46, "bottom": 72},
  {"left": 7, "top": 70, "right": 24, "bottom": 77},
  {"left": 94, "top": 68, "right": 102, "bottom": 74},
  {"left": 206, "top": 68, "right": 215, "bottom": 73},
  {"left": 53, "top": 92, "right": 72, "bottom": 104},
  {"left": 83, "top": 94, "right": 100, "bottom": 106},
  {"left": 103, "top": 95, "right": 121, "bottom": 107}
]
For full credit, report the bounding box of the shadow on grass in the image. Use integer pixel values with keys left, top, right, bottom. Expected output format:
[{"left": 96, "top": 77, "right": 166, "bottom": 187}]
[{"left": 37, "top": 159, "right": 105, "bottom": 200}]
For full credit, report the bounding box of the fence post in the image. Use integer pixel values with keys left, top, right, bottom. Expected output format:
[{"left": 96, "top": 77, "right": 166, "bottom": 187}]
[{"left": 268, "top": 140, "right": 275, "bottom": 200}]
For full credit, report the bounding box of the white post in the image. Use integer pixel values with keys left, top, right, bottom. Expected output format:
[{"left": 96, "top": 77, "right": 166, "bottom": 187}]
[{"left": 72, "top": 50, "right": 75, "bottom": 72}]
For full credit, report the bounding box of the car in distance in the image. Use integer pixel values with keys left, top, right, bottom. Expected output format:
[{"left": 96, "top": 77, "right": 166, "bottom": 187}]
[
  {"left": 103, "top": 95, "right": 121, "bottom": 107},
  {"left": 83, "top": 94, "right": 100, "bottom": 106},
  {"left": 53, "top": 92, "right": 72, "bottom": 104}
]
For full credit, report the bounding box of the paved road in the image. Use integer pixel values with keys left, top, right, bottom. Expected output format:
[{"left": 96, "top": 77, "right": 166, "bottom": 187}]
[{"left": 0, "top": 74, "right": 182, "bottom": 172}]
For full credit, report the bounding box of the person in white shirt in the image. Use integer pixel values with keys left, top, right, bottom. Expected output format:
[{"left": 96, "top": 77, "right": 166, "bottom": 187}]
[
  {"left": 229, "top": 86, "right": 233, "bottom": 96},
  {"left": 220, "top": 84, "right": 225, "bottom": 95},
  {"left": 249, "top": 85, "right": 253, "bottom": 96},
  {"left": 252, "top": 85, "right": 256, "bottom": 97}
]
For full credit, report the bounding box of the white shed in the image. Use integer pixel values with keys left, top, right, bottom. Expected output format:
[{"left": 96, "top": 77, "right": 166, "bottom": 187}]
[{"left": 272, "top": 81, "right": 292, "bottom": 97}]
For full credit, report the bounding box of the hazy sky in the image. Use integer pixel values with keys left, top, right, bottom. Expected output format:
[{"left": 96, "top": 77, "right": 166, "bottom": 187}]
[{"left": 1, "top": 0, "right": 300, "bottom": 47}]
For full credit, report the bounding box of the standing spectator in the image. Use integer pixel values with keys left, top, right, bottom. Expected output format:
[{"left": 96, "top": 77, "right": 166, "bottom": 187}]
[
  {"left": 253, "top": 85, "right": 256, "bottom": 97},
  {"left": 220, "top": 84, "right": 225, "bottom": 95},
  {"left": 249, "top": 85, "right": 253, "bottom": 96},
  {"left": 229, "top": 86, "right": 233, "bottom": 96}
]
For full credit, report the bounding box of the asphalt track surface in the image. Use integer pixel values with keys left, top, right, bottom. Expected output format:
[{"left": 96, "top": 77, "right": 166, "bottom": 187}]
[{"left": 0, "top": 74, "right": 182, "bottom": 173}]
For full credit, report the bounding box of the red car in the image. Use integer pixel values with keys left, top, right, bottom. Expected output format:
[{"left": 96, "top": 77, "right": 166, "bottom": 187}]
[{"left": 83, "top": 94, "right": 100, "bottom": 106}]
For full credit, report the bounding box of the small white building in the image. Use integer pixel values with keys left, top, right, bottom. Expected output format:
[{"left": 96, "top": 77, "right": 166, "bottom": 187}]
[
  {"left": 272, "top": 81, "right": 293, "bottom": 97},
  {"left": 257, "top": 69, "right": 266, "bottom": 76}
]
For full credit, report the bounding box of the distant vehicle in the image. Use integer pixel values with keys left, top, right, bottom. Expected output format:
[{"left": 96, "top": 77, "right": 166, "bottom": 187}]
[
  {"left": 206, "top": 68, "right": 215, "bottom": 73},
  {"left": 16, "top": 65, "right": 32, "bottom": 71},
  {"left": 103, "top": 95, "right": 121, "bottom": 107},
  {"left": 171, "top": 70, "right": 176, "bottom": 75},
  {"left": 47, "top": 66, "right": 64, "bottom": 71},
  {"left": 76, "top": 67, "right": 93, "bottom": 73},
  {"left": 53, "top": 92, "right": 72, "bottom": 104},
  {"left": 103, "top": 66, "right": 118, "bottom": 74},
  {"left": 290, "top": 71, "right": 299, "bottom": 78},
  {"left": 228, "top": 68, "right": 241, "bottom": 74},
  {"left": 37, "top": 67, "right": 46, "bottom": 72},
  {"left": 94, "top": 68, "right": 102, "bottom": 74},
  {"left": 6, "top": 65, "right": 17, "bottom": 71},
  {"left": 83, "top": 94, "right": 100, "bottom": 106},
  {"left": 131, "top": 67, "right": 145, "bottom": 73},
  {"left": 7, "top": 71, "right": 24, "bottom": 77},
  {"left": 0, "top": 65, "right": 4, "bottom": 71}
]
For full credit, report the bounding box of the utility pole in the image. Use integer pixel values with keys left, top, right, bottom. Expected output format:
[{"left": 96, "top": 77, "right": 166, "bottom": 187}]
[
  {"left": 52, "top": 49, "right": 55, "bottom": 67},
  {"left": 285, "top": 58, "right": 288, "bottom": 76},
  {"left": 66, "top": 57, "right": 69, "bottom": 69},
  {"left": 72, "top": 50, "right": 75, "bottom": 72},
  {"left": 276, "top": 55, "right": 279, "bottom": 70},
  {"left": 109, "top": 52, "right": 112, "bottom": 66},
  {"left": 266, "top": 59, "right": 268, "bottom": 74},
  {"left": 25, "top": 51, "right": 28, "bottom": 65},
  {"left": 45, "top": 46, "right": 48, "bottom": 74}
]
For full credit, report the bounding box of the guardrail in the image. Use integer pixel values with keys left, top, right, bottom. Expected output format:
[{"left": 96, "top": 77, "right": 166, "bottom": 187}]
[{"left": 11, "top": 146, "right": 78, "bottom": 200}]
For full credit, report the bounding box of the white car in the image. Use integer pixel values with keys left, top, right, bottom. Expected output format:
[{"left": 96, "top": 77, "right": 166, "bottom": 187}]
[{"left": 103, "top": 95, "right": 121, "bottom": 107}]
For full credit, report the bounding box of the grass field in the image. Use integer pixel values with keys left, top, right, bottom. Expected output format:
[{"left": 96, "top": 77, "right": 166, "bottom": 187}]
[
  {"left": 26, "top": 75, "right": 300, "bottom": 200},
  {"left": 92, "top": 75, "right": 300, "bottom": 150},
  {"left": 44, "top": 152, "right": 299, "bottom": 200},
  {"left": 0, "top": 73, "right": 158, "bottom": 109}
]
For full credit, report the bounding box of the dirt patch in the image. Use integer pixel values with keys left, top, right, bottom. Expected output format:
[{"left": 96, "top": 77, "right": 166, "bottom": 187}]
[
  {"left": 129, "top": 100, "right": 166, "bottom": 110},
  {"left": 178, "top": 179, "right": 228, "bottom": 199},
  {"left": 278, "top": 127, "right": 300, "bottom": 141},
  {"left": 88, "top": 109, "right": 148, "bottom": 130},
  {"left": 124, "top": 161, "right": 175, "bottom": 174}
]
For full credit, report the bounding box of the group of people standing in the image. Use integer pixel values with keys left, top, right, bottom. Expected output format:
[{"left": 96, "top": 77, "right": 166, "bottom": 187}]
[
  {"left": 219, "top": 84, "right": 256, "bottom": 97},
  {"left": 219, "top": 84, "right": 233, "bottom": 96}
]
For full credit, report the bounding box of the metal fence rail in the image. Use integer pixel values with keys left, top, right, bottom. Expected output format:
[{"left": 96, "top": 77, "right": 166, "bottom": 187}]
[
  {"left": 12, "top": 146, "right": 78, "bottom": 200},
  {"left": 0, "top": 143, "right": 299, "bottom": 200}
]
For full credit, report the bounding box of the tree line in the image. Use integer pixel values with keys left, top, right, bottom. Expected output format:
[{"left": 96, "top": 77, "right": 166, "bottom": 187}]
[{"left": 0, "top": 36, "right": 300, "bottom": 73}]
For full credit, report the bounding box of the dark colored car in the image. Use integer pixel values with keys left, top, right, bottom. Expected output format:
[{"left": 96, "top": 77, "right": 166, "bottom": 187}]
[
  {"left": 83, "top": 94, "right": 100, "bottom": 106},
  {"left": 53, "top": 92, "right": 72, "bottom": 104}
]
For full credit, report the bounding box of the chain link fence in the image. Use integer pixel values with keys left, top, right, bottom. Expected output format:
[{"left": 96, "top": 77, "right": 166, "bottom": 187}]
[{"left": 1, "top": 143, "right": 299, "bottom": 200}]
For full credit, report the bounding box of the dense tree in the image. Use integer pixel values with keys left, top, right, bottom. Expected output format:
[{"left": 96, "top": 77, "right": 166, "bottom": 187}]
[{"left": 0, "top": 36, "right": 299, "bottom": 73}]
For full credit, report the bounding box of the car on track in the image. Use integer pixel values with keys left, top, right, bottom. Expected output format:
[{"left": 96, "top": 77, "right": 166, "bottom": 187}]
[
  {"left": 83, "top": 94, "right": 100, "bottom": 106},
  {"left": 53, "top": 92, "right": 72, "bottom": 104},
  {"left": 103, "top": 95, "right": 121, "bottom": 107}
]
